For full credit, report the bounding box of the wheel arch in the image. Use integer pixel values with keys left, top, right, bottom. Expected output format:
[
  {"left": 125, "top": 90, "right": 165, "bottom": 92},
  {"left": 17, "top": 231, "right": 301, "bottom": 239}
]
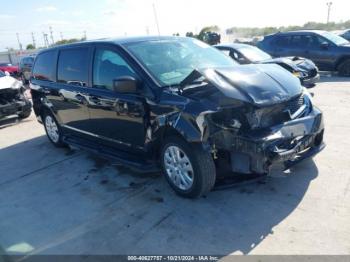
[{"left": 335, "top": 56, "right": 350, "bottom": 70}]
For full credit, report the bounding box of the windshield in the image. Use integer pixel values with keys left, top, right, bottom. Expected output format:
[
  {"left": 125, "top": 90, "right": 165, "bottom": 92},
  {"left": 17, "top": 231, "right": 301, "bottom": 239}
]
[
  {"left": 320, "top": 31, "right": 349, "bottom": 45},
  {"left": 124, "top": 38, "right": 237, "bottom": 86},
  {"left": 238, "top": 45, "right": 272, "bottom": 62}
]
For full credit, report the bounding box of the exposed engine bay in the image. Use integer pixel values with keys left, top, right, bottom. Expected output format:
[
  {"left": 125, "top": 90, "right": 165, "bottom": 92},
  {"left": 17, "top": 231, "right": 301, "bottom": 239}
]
[{"left": 0, "top": 72, "right": 32, "bottom": 121}]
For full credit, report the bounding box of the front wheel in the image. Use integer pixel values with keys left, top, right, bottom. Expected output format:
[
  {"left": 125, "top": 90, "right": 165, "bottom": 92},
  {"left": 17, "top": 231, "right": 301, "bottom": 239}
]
[
  {"left": 161, "top": 136, "right": 216, "bottom": 198},
  {"left": 43, "top": 111, "right": 66, "bottom": 147}
]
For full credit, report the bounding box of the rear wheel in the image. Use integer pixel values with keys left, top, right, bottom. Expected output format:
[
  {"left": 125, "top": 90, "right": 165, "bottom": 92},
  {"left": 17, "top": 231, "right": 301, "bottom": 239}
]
[
  {"left": 338, "top": 59, "right": 350, "bottom": 76},
  {"left": 43, "top": 111, "right": 65, "bottom": 147},
  {"left": 161, "top": 136, "right": 216, "bottom": 198}
]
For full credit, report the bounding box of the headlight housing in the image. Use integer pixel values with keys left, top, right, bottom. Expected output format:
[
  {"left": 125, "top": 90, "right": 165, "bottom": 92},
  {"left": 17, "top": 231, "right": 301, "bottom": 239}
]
[{"left": 303, "top": 88, "right": 313, "bottom": 114}]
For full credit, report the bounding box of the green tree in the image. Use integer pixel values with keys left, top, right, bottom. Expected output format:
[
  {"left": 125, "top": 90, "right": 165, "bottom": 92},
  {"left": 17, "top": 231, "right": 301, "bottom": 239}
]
[
  {"left": 26, "top": 44, "right": 35, "bottom": 50},
  {"left": 55, "top": 38, "right": 82, "bottom": 46}
]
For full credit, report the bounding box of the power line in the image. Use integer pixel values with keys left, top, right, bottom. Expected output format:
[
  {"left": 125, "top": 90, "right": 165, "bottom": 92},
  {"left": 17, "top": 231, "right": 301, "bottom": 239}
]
[
  {"left": 49, "top": 26, "right": 55, "bottom": 44},
  {"left": 16, "top": 33, "right": 23, "bottom": 50},
  {"left": 326, "top": 2, "right": 333, "bottom": 24},
  {"left": 152, "top": 3, "right": 161, "bottom": 36},
  {"left": 42, "top": 32, "right": 49, "bottom": 48},
  {"left": 31, "top": 32, "right": 36, "bottom": 48}
]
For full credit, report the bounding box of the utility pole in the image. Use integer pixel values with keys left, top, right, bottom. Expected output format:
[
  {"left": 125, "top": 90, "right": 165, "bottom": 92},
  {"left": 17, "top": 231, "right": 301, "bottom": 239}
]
[
  {"left": 16, "top": 33, "right": 23, "bottom": 50},
  {"left": 83, "top": 30, "right": 87, "bottom": 40},
  {"left": 60, "top": 32, "right": 63, "bottom": 41},
  {"left": 152, "top": 3, "right": 160, "bottom": 36},
  {"left": 31, "top": 32, "right": 36, "bottom": 48},
  {"left": 49, "top": 26, "right": 54, "bottom": 45},
  {"left": 42, "top": 32, "right": 49, "bottom": 48},
  {"left": 326, "top": 2, "right": 333, "bottom": 24}
]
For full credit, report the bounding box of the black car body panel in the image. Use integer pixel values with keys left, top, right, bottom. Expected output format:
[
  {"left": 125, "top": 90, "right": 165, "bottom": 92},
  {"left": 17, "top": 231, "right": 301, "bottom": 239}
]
[
  {"left": 257, "top": 30, "right": 350, "bottom": 72},
  {"left": 0, "top": 71, "right": 32, "bottom": 122},
  {"left": 30, "top": 37, "right": 324, "bottom": 175},
  {"left": 215, "top": 43, "right": 319, "bottom": 87}
]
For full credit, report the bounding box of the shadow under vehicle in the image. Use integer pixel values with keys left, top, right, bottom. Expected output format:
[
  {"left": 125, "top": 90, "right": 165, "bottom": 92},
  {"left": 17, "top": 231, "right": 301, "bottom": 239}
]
[
  {"left": 30, "top": 36, "right": 325, "bottom": 198},
  {"left": 215, "top": 43, "right": 319, "bottom": 88}
]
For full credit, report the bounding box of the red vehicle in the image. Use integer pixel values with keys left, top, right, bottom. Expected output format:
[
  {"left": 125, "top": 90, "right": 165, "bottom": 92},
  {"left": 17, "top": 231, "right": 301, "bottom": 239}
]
[{"left": 0, "top": 63, "right": 19, "bottom": 77}]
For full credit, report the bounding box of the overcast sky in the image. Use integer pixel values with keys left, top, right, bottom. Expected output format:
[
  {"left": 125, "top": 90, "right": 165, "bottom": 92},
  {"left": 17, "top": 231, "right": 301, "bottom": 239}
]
[{"left": 0, "top": 0, "right": 349, "bottom": 51}]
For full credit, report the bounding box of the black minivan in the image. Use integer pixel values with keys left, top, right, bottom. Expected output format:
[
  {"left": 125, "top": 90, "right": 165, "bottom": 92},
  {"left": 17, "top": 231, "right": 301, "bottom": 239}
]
[{"left": 30, "top": 36, "right": 325, "bottom": 198}]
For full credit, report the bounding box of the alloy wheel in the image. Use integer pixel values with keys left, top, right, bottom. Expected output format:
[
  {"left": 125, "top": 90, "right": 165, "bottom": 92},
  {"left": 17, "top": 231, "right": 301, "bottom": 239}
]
[
  {"left": 45, "top": 115, "right": 59, "bottom": 143},
  {"left": 163, "top": 145, "right": 194, "bottom": 190}
]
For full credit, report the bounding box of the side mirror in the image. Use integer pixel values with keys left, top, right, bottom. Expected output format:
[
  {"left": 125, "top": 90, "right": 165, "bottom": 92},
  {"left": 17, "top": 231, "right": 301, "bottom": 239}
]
[
  {"left": 321, "top": 42, "right": 329, "bottom": 50},
  {"left": 4, "top": 71, "right": 10, "bottom": 76},
  {"left": 113, "top": 76, "right": 138, "bottom": 94}
]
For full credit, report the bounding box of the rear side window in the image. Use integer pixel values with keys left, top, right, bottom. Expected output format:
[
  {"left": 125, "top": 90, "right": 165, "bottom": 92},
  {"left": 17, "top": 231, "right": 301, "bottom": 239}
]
[
  {"left": 57, "top": 48, "right": 89, "bottom": 86},
  {"left": 32, "top": 51, "right": 55, "bottom": 81},
  {"left": 274, "top": 36, "right": 291, "bottom": 47}
]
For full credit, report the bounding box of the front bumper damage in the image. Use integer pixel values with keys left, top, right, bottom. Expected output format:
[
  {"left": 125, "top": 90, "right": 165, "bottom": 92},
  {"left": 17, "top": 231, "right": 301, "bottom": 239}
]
[
  {"left": 210, "top": 107, "right": 325, "bottom": 174},
  {"left": 0, "top": 90, "right": 32, "bottom": 121},
  {"left": 301, "top": 73, "right": 320, "bottom": 88}
]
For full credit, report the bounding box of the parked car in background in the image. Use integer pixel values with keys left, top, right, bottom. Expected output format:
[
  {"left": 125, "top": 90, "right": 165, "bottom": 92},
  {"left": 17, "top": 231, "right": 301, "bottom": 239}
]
[
  {"left": 19, "top": 56, "right": 35, "bottom": 84},
  {"left": 30, "top": 36, "right": 324, "bottom": 198},
  {"left": 0, "top": 63, "right": 19, "bottom": 78},
  {"left": 0, "top": 70, "right": 32, "bottom": 122},
  {"left": 215, "top": 43, "right": 319, "bottom": 87},
  {"left": 202, "top": 32, "right": 221, "bottom": 45},
  {"left": 258, "top": 30, "right": 350, "bottom": 76},
  {"left": 339, "top": 29, "right": 350, "bottom": 41}
]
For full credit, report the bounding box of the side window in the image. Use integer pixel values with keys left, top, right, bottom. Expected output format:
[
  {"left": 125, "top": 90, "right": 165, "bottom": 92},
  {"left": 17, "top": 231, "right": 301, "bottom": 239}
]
[
  {"left": 290, "top": 36, "right": 302, "bottom": 48},
  {"left": 28, "top": 57, "right": 34, "bottom": 65},
  {"left": 32, "top": 51, "right": 55, "bottom": 81},
  {"left": 274, "top": 36, "right": 291, "bottom": 47},
  {"left": 231, "top": 50, "right": 244, "bottom": 61},
  {"left": 57, "top": 48, "right": 89, "bottom": 86},
  {"left": 219, "top": 48, "right": 231, "bottom": 57},
  {"left": 93, "top": 48, "right": 136, "bottom": 90},
  {"left": 299, "top": 35, "right": 319, "bottom": 48}
]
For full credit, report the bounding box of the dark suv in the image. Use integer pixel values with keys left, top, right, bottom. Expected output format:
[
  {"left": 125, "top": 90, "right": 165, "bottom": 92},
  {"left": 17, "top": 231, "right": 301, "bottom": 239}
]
[
  {"left": 258, "top": 30, "right": 350, "bottom": 76},
  {"left": 30, "top": 37, "right": 325, "bottom": 198},
  {"left": 19, "top": 56, "right": 35, "bottom": 84}
]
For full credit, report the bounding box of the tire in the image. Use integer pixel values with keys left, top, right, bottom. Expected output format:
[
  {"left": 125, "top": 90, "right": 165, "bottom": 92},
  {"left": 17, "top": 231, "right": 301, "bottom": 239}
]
[
  {"left": 18, "top": 97, "right": 32, "bottom": 119},
  {"left": 42, "top": 110, "right": 66, "bottom": 147},
  {"left": 18, "top": 109, "right": 31, "bottom": 119},
  {"left": 338, "top": 59, "right": 350, "bottom": 76},
  {"left": 161, "top": 136, "right": 216, "bottom": 198}
]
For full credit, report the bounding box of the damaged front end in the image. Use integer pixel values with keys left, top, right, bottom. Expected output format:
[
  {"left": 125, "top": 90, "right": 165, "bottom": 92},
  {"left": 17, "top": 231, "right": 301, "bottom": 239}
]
[
  {"left": 183, "top": 65, "right": 325, "bottom": 175},
  {"left": 0, "top": 76, "right": 32, "bottom": 122},
  {"left": 205, "top": 92, "right": 324, "bottom": 174}
]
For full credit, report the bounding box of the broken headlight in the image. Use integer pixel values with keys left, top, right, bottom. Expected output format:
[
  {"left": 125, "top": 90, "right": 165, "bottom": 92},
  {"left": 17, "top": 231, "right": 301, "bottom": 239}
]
[
  {"left": 303, "top": 88, "right": 313, "bottom": 114},
  {"left": 208, "top": 108, "right": 248, "bottom": 130}
]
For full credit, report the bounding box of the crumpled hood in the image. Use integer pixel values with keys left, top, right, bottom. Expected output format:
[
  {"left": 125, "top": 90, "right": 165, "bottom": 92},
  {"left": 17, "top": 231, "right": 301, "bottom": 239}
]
[
  {"left": 259, "top": 57, "right": 315, "bottom": 73},
  {"left": 0, "top": 75, "right": 21, "bottom": 90},
  {"left": 199, "top": 64, "right": 303, "bottom": 107}
]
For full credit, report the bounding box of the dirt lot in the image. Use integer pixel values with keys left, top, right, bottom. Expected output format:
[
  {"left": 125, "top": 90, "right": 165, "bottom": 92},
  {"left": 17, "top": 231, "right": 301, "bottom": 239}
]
[{"left": 1, "top": 76, "right": 350, "bottom": 257}]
